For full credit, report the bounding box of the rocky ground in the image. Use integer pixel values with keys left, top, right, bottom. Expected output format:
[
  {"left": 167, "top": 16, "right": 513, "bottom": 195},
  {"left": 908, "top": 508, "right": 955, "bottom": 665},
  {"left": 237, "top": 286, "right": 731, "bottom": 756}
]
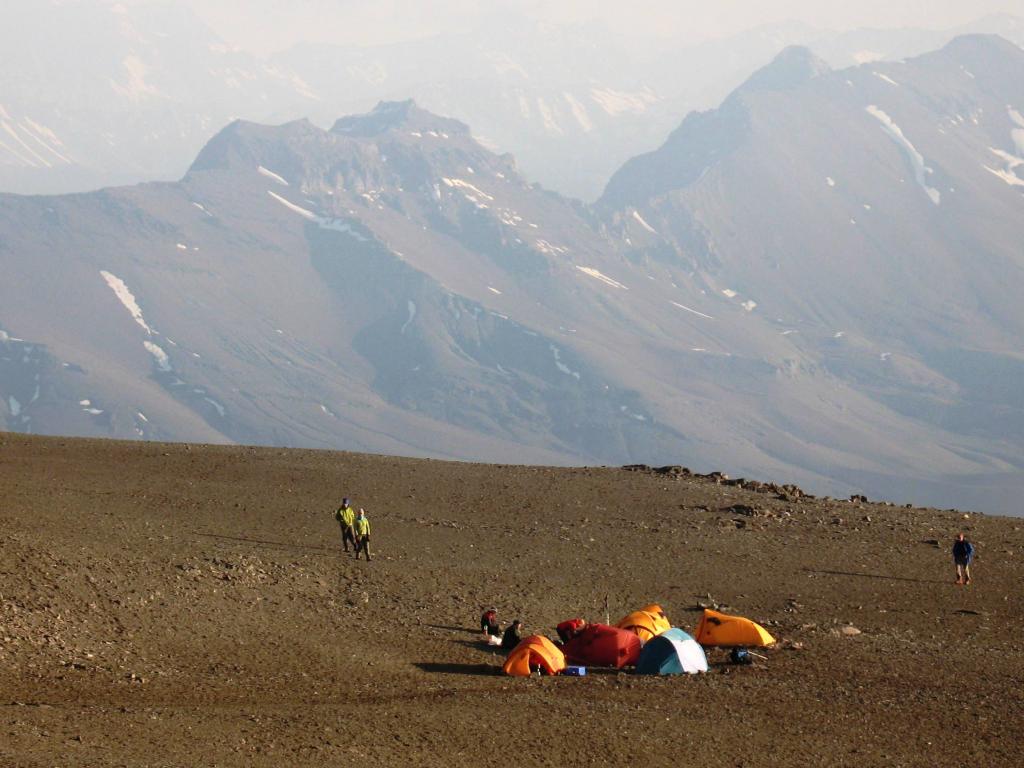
[{"left": 1, "top": 433, "right": 1021, "bottom": 767}]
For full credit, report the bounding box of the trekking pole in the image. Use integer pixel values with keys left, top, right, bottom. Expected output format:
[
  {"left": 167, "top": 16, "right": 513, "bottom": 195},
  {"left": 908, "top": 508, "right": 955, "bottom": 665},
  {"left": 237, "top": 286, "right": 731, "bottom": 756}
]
[{"left": 604, "top": 594, "right": 610, "bottom": 626}]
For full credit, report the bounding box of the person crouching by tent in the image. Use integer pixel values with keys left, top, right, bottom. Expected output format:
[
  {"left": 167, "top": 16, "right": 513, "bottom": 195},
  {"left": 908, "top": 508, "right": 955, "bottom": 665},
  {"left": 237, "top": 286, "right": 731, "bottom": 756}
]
[
  {"left": 334, "top": 497, "right": 357, "bottom": 552},
  {"left": 953, "top": 532, "right": 975, "bottom": 585},
  {"left": 481, "top": 608, "right": 501, "bottom": 641},
  {"left": 556, "top": 618, "right": 587, "bottom": 645},
  {"left": 501, "top": 620, "right": 523, "bottom": 651},
  {"left": 354, "top": 508, "right": 371, "bottom": 561}
]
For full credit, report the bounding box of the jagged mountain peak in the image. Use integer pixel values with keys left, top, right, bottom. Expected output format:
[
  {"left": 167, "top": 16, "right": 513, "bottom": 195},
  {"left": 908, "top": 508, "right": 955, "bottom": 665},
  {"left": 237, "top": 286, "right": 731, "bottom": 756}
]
[
  {"left": 182, "top": 102, "right": 518, "bottom": 197},
  {"left": 186, "top": 117, "right": 321, "bottom": 174},
  {"left": 938, "top": 32, "right": 1022, "bottom": 56},
  {"left": 734, "top": 45, "right": 832, "bottom": 95},
  {"left": 906, "top": 33, "right": 1024, "bottom": 91},
  {"left": 330, "top": 100, "right": 470, "bottom": 138}
]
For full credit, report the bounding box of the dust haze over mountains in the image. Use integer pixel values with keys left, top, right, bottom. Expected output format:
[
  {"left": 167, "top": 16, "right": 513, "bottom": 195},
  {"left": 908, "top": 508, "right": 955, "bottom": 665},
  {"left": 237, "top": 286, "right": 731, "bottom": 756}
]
[
  {"left": 2, "top": 2, "right": 1024, "bottom": 515},
  {"left": 3, "top": 1, "right": 1023, "bottom": 197}
]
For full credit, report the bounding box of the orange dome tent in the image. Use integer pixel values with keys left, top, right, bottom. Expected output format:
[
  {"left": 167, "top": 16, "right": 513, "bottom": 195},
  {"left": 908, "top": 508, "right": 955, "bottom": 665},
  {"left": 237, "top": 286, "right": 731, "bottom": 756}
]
[
  {"left": 616, "top": 605, "right": 672, "bottom": 643},
  {"left": 502, "top": 635, "right": 567, "bottom": 677},
  {"left": 694, "top": 609, "right": 775, "bottom": 647}
]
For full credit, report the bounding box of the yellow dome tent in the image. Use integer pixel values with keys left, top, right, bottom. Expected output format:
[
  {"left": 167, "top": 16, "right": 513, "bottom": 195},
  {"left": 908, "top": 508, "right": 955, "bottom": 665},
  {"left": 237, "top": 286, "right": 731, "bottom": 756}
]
[
  {"left": 616, "top": 605, "right": 672, "bottom": 643},
  {"left": 502, "top": 635, "right": 567, "bottom": 677},
  {"left": 694, "top": 608, "right": 775, "bottom": 647}
]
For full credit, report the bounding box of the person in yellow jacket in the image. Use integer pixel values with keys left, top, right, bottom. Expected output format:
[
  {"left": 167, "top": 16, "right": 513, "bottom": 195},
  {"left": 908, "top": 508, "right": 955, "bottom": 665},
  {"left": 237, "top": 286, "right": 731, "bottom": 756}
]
[
  {"left": 354, "top": 508, "right": 371, "bottom": 561},
  {"left": 334, "top": 498, "right": 357, "bottom": 552}
]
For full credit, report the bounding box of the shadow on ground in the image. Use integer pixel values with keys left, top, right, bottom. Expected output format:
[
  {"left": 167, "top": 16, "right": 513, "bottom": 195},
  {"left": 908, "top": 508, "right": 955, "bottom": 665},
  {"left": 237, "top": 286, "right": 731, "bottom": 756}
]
[
  {"left": 803, "top": 567, "right": 947, "bottom": 585},
  {"left": 193, "top": 531, "right": 344, "bottom": 557},
  {"left": 414, "top": 662, "right": 499, "bottom": 676}
]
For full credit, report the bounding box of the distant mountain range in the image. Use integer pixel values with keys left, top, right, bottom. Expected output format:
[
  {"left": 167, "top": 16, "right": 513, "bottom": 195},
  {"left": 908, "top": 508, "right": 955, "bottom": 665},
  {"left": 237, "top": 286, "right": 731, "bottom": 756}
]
[
  {"left": 2, "top": 33, "right": 1024, "bottom": 514},
  {"left": 2, "top": 0, "right": 1021, "bottom": 199}
]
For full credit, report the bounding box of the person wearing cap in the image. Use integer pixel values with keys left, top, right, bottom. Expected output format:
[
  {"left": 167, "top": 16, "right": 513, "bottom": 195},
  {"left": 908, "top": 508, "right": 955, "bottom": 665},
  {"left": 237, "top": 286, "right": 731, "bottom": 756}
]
[
  {"left": 501, "top": 619, "right": 523, "bottom": 651},
  {"left": 334, "top": 497, "right": 356, "bottom": 552},
  {"left": 481, "top": 608, "right": 500, "bottom": 637},
  {"left": 354, "top": 508, "right": 372, "bottom": 561}
]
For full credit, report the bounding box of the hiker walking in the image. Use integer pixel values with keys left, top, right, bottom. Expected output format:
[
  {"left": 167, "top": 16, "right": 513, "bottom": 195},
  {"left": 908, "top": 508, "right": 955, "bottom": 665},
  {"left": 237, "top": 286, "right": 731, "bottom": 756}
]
[
  {"left": 354, "top": 508, "right": 371, "bottom": 561},
  {"left": 953, "top": 532, "right": 975, "bottom": 585},
  {"left": 334, "top": 497, "right": 357, "bottom": 552}
]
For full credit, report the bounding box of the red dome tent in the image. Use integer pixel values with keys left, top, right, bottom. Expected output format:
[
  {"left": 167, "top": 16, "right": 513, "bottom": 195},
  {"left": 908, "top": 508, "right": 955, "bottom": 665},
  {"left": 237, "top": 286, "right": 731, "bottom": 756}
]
[{"left": 560, "top": 623, "right": 641, "bottom": 669}]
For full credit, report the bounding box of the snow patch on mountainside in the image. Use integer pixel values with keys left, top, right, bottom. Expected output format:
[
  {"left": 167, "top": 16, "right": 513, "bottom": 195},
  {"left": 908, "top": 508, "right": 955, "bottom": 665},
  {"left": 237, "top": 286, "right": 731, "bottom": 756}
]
[
  {"left": 110, "top": 55, "right": 162, "bottom": 100},
  {"left": 984, "top": 147, "right": 1024, "bottom": 186},
  {"left": 319, "top": 218, "right": 369, "bottom": 240},
  {"left": 268, "top": 190, "right": 316, "bottom": 220},
  {"left": 0, "top": 132, "right": 39, "bottom": 167},
  {"left": 535, "top": 240, "right": 569, "bottom": 256},
  {"left": 1009, "top": 107, "right": 1024, "bottom": 155},
  {"left": 203, "top": 397, "right": 226, "bottom": 417},
  {"left": 143, "top": 341, "right": 172, "bottom": 371},
  {"left": 670, "top": 301, "right": 714, "bottom": 320},
  {"left": 866, "top": 105, "right": 941, "bottom": 205},
  {"left": 564, "top": 93, "right": 593, "bottom": 133},
  {"left": 536, "top": 98, "right": 563, "bottom": 136},
  {"left": 268, "top": 189, "right": 368, "bottom": 238},
  {"left": 485, "top": 51, "right": 529, "bottom": 78},
  {"left": 442, "top": 177, "right": 494, "bottom": 201},
  {"left": 589, "top": 87, "right": 657, "bottom": 116},
  {"left": 575, "top": 266, "right": 628, "bottom": 290},
  {"left": 632, "top": 210, "right": 657, "bottom": 234},
  {"left": 22, "top": 118, "right": 71, "bottom": 164},
  {"left": 2, "top": 122, "right": 53, "bottom": 168},
  {"left": 258, "top": 165, "right": 289, "bottom": 186},
  {"left": 100, "top": 271, "right": 153, "bottom": 334},
  {"left": 549, "top": 344, "right": 580, "bottom": 379},
  {"left": 873, "top": 72, "right": 900, "bottom": 87},
  {"left": 400, "top": 301, "right": 417, "bottom": 335},
  {"left": 517, "top": 93, "right": 531, "bottom": 120},
  {"left": 853, "top": 50, "right": 885, "bottom": 64}
]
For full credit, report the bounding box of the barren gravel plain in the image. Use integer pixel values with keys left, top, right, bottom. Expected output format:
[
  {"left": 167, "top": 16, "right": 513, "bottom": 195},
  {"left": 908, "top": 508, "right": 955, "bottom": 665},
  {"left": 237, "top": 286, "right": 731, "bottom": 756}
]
[{"left": 1, "top": 433, "right": 1022, "bottom": 767}]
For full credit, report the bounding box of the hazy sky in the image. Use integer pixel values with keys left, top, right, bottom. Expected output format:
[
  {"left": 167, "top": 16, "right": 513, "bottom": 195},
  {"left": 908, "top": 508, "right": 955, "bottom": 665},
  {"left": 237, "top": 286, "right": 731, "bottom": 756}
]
[{"left": 176, "top": 0, "right": 1024, "bottom": 53}]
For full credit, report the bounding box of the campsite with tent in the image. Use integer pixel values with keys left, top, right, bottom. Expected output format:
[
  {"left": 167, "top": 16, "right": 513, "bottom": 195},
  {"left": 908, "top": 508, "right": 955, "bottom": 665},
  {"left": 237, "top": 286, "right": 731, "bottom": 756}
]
[
  {"left": 501, "top": 605, "right": 772, "bottom": 677},
  {"left": 2, "top": 434, "right": 1022, "bottom": 767}
]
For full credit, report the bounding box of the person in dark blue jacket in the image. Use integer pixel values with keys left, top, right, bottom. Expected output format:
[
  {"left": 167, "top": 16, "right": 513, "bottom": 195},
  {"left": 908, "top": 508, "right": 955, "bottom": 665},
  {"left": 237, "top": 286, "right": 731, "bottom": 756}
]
[{"left": 953, "top": 533, "right": 975, "bottom": 585}]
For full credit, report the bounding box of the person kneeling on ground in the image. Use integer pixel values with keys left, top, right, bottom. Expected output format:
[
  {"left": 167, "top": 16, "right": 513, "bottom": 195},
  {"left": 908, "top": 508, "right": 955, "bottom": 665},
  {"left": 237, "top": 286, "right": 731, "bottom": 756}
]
[
  {"left": 953, "top": 532, "right": 975, "bottom": 585},
  {"left": 481, "top": 607, "right": 501, "bottom": 645},
  {"left": 556, "top": 618, "right": 587, "bottom": 645},
  {"left": 501, "top": 619, "right": 523, "bottom": 651},
  {"left": 354, "top": 508, "right": 371, "bottom": 561}
]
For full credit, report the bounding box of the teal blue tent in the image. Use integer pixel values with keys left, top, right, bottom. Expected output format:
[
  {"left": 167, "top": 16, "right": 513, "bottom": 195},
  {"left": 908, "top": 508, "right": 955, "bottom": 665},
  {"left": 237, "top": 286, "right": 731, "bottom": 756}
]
[{"left": 635, "top": 628, "right": 708, "bottom": 675}]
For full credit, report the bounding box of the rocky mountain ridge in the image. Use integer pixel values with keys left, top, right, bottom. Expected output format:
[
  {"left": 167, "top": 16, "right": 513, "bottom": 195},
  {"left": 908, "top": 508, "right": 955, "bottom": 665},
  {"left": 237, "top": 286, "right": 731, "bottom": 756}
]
[{"left": 2, "top": 35, "right": 1024, "bottom": 513}]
